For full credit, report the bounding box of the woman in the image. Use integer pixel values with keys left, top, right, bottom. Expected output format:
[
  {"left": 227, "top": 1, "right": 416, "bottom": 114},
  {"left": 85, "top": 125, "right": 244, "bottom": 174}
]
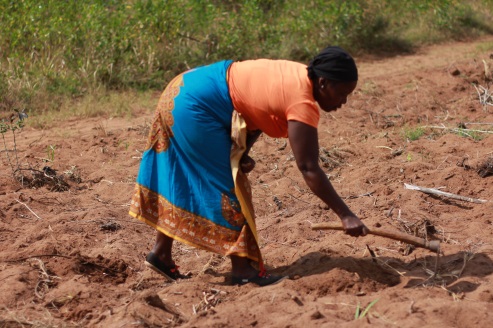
[{"left": 129, "top": 46, "right": 368, "bottom": 287}]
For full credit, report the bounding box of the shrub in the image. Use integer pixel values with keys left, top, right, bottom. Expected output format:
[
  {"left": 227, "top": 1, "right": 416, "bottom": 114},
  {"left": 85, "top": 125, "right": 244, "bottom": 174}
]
[{"left": 1, "top": 0, "right": 492, "bottom": 117}]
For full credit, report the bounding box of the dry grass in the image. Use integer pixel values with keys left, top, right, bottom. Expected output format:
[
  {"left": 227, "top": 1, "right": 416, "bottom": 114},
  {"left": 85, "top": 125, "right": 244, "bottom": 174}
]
[
  {"left": 27, "top": 90, "right": 156, "bottom": 129},
  {"left": 0, "top": 306, "right": 63, "bottom": 328}
]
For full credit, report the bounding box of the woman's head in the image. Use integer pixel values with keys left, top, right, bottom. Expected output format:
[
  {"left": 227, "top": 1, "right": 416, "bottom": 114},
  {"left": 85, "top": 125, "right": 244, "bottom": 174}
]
[{"left": 308, "top": 46, "right": 358, "bottom": 112}]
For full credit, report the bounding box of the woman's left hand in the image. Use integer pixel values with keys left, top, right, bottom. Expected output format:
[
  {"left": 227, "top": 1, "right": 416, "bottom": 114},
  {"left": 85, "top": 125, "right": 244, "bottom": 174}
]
[{"left": 240, "top": 155, "right": 256, "bottom": 173}]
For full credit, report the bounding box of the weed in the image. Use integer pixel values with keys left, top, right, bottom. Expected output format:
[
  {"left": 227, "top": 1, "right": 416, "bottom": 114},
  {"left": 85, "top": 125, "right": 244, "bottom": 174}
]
[
  {"left": 0, "top": 109, "right": 28, "bottom": 180},
  {"left": 403, "top": 126, "right": 425, "bottom": 141},
  {"left": 355, "top": 298, "right": 379, "bottom": 320},
  {"left": 456, "top": 128, "right": 485, "bottom": 141},
  {"left": 46, "top": 145, "right": 56, "bottom": 162},
  {"left": 95, "top": 121, "right": 109, "bottom": 137},
  {"left": 116, "top": 139, "right": 130, "bottom": 151}
]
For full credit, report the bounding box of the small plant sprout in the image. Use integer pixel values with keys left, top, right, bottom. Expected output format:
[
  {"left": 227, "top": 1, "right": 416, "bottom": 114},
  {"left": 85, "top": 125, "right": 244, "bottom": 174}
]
[
  {"left": 117, "top": 139, "right": 130, "bottom": 150},
  {"left": 46, "top": 145, "right": 56, "bottom": 162},
  {"left": 354, "top": 298, "right": 379, "bottom": 320}
]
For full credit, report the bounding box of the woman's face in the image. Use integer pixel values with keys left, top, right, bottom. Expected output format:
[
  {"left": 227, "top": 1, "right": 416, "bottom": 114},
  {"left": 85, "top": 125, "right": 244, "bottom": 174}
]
[{"left": 314, "top": 78, "right": 357, "bottom": 112}]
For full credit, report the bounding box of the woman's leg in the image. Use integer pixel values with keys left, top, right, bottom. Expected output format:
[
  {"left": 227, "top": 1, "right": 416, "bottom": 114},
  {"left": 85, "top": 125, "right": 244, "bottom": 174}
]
[
  {"left": 151, "top": 231, "right": 175, "bottom": 267},
  {"left": 230, "top": 255, "right": 259, "bottom": 279}
]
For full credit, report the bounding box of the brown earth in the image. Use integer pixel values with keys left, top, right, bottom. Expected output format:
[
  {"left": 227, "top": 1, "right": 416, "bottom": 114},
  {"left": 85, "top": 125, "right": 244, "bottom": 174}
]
[{"left": 1, "top": 38, "right": 493, "bottom": 328}]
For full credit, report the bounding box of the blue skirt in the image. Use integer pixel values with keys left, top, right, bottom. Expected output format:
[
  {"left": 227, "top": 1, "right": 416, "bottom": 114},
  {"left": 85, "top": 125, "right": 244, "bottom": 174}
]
[{"left": 129, "top": 61, "right": 260, "bottom": 261}]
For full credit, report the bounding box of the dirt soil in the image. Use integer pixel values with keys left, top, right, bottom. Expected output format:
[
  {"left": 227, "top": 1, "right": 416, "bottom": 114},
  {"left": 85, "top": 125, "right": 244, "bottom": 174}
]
[{"left": 2, "top": 38, "right": 493, "bottom": 328}]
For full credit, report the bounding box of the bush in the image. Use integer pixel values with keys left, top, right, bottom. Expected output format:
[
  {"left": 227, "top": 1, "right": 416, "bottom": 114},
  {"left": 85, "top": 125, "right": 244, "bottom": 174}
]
[{"left": 1, "top": 0, "right": 493, "bottom": 116}]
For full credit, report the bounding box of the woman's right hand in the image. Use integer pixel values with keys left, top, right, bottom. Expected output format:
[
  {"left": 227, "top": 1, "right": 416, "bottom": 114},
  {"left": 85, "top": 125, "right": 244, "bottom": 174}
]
[
  {"left": 340, "top": 214, "right": 368, "bottom": 237},
  {"left": 240, "top": 154, "right": 256, "bottom": 173}
]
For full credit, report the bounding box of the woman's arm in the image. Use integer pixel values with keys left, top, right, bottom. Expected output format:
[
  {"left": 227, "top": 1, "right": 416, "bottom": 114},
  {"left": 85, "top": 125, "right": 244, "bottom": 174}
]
[
  {"left": 246, "top": 129, "right": 262, "bottom": 152},
  {"left": 240, "top": 129, "right": 262, "bottom": 173},
  {"left": 288, "top": 120, "right": 368, "bottom": 236}
]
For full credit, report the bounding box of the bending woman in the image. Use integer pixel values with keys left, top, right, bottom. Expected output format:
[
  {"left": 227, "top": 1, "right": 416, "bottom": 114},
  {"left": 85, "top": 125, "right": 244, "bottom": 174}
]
[{"left": 129, "top": 46, "right": 368, "bottom": 287}]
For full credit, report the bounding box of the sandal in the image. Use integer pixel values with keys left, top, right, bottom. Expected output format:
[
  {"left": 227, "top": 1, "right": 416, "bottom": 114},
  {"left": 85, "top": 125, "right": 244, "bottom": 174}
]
[
  {"left": 232, "top": 270, "right": 288, "bottom": 287},
  {"left": 145, "top": 252, "right": 190, "bottom": 281}
]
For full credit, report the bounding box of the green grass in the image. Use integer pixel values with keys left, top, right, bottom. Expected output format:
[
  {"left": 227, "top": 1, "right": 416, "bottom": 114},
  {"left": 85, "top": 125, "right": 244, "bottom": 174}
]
[
  {"left": 403, "top": 126, "right": 426, "bottom": 141},
  {"left": 455, "top": 127, "right": 489, "bottom": 141},
  {"left": 1, "top": 0, "right": 493, "bottom": 121},
  {"left": 355, "top": 298, "right": 379, "bottom": 320}
]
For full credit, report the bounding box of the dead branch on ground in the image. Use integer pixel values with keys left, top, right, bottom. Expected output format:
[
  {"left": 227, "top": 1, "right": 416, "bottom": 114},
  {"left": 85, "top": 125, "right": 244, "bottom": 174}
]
[{"left": 404, "top": 183, "right": 488, "bottom": 204}]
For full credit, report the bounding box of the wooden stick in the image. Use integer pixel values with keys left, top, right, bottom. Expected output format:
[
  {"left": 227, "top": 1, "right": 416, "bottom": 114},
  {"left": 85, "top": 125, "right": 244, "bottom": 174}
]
[
  {"left": 404, "top": 183, "right": 488, "bottom": 204},
  {"left": 311, "top": 222, "right": 441, "bottom": 252}
]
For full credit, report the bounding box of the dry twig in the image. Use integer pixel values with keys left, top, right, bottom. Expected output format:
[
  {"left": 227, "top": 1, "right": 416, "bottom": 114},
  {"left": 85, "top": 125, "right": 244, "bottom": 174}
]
[
  {"left": 404, "top": 183, "right": 488, "bottom": 204},
  {"left": 425, "top": 124, "right": 493, "bottom": 134},
  {"left": 193, "top": 288, "right": 227, "bottom": 315},
  {"left": 15, "top": 199, "right": 43, "bottom": 220},
  {"left": 29, "top": 258, "right": 60, "bottom": 299},
  {"left": 473, "top": 84, "right": 493, "bottom": 110}
]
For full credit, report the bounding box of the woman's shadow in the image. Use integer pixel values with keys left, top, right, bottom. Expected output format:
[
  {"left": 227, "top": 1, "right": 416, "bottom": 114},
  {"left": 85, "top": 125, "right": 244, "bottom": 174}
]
[{"left": 271, "top": 250, "right": 493, "bottom": 293}]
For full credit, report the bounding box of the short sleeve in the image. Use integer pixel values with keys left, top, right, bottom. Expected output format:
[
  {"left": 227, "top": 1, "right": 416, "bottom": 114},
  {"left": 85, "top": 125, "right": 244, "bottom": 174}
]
[{"left": 285, "top": 101, "right": 320, "bottom": 129}]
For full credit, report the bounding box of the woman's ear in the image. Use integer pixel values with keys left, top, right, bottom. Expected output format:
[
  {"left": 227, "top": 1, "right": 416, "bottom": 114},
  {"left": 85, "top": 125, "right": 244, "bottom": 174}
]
[{"left": 318, "top": 77, "right": 327, "bottom": 89}]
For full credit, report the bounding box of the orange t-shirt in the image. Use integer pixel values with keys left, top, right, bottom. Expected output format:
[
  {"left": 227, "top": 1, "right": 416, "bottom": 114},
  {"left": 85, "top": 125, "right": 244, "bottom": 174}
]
[{"left": 228, "top": 59, "right": 320, "bottom": 138}]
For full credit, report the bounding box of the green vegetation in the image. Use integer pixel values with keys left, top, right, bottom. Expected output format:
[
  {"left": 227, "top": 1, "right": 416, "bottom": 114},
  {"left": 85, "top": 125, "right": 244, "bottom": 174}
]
[
  {"left": 400, "top": 124, "right": 493, "bottom": 143},
  {"left": 355, "top": 298, "right": 379, "bottom": 320},
  {"left": 403, "top": 126, "right": 426, "bottom": 141},
  {"left": 1, "top": 0, "right": 493, "bottom": 123},
  {"left": 46, "top": 145, "right": 56, "bottom": 162},
  {"left": 454, "top": 127, "right": 490, "bottom": 141}
]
